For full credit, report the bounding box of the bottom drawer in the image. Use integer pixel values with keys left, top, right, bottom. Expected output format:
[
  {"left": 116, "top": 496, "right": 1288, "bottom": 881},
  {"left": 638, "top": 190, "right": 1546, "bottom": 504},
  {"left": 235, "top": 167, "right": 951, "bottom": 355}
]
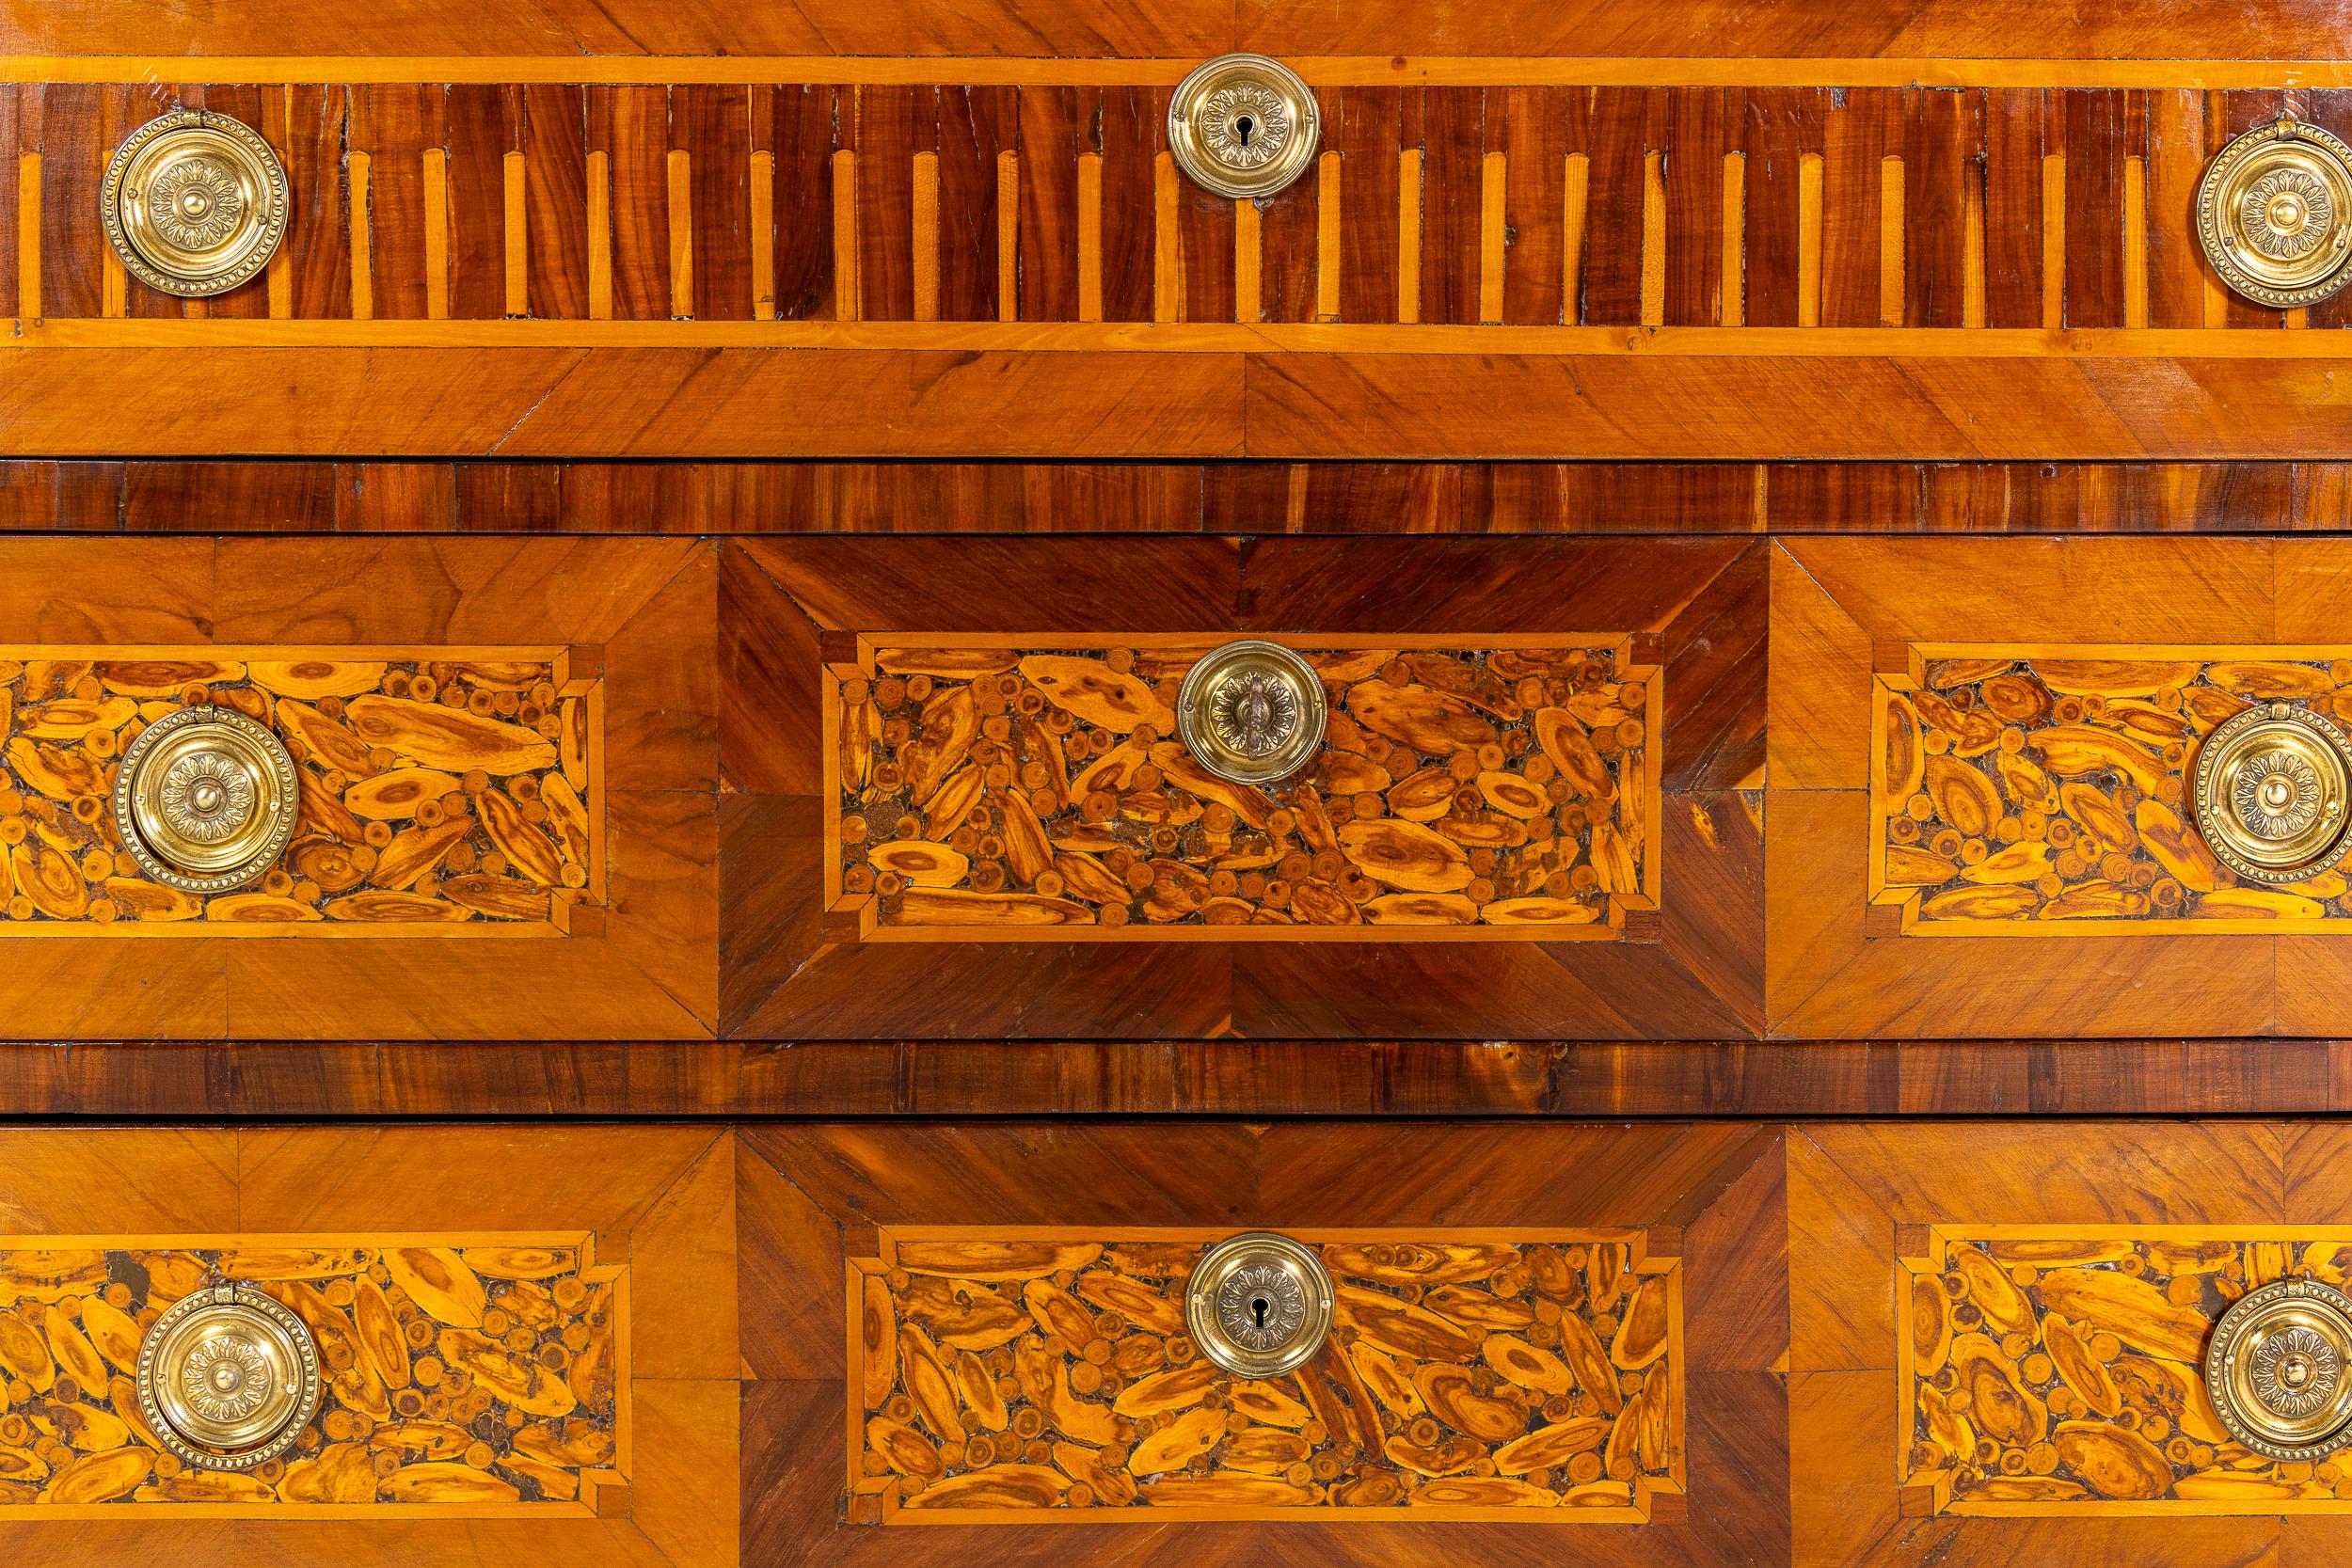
[{"left": 17, "top": 1119, "right": 2324, "bottom": 1566}]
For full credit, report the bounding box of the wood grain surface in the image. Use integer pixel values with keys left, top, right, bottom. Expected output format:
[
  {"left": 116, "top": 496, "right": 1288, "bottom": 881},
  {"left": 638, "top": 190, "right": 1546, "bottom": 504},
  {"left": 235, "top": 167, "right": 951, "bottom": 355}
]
[
  {"left": 744, "top": 1118, "right": 1783, "bottom": 1562},
  {"left": 8, "top": 70, "right": 2352, "bottom": 458},
  {"left": 1790, "top": 1121, "right": 2352, "bottom": 1566},
  {"left": 722, "top": 536, "right": 1761, "bottom": 1040},
  {"left": 0, "top": 538, "right": 716, "bottom": 1040},
  {"left": 0, "top": 1124, "right": 733, "bottom": 1565},
  {"left": 1767, "top": 537, "right": 2352, "bottom": 1039},
  {"left": 0, "top": 647, "right": 598, "bottom": 934},
  {"left": 847, "top": 1227, "right": 1681, "bottom": 1520},
  {"left": 830, "top": 639, "right": 1655, "bottom": 940}
]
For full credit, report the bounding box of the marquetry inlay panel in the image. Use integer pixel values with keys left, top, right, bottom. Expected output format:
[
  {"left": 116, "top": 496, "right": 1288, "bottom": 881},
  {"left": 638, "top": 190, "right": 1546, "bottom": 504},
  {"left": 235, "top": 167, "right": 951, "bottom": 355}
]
[
  {"left": 0, "top": 1236, "right": 625, "bottom": 1513},
  {"left": 825, "top": 639, "right": 1660, "bottom": 940},
  {"left": 1899, "top": 1228, "right": 2352, "bottom": 1515},
  {"left": 1871, "top": 648, "right": 2352, "bottom": 935},
  {"left": 1, "top": 648, "right": 602, "bottom": 934},
  {"left": 847, "top": 1228, "right": 1684, "bottom": 1523}
]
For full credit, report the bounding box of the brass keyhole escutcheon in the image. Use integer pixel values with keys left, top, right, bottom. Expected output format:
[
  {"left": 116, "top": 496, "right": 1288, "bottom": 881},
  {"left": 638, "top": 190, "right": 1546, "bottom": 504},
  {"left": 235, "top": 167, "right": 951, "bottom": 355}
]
[
  {"left": 2190, "top": 702, "right": 2352, "bottom": 884},
  {"left": 1174, "top": 640, "right": 1328, "bottom": 787},
  {"left": 1185, "top": 1232, "right": 1335, "bottom": 1378},
  {"left": 135, "top": 1283, "right": 323, "bottom": 1471},
  {"left": 2205, "top": 1277, "right": 2352, "bottom": 1463},
  {"left": 2197, "top": 116, "right": 2352, "bottom": 309},
  {"left": 101, "top": 108, "right": 291, "bottom": 298},
  {"left": 1167, "top": 54, "right": 1321, "bottom": 199},
  {"left": 112, "top": 705, "right": 302, "bottom": 893}
]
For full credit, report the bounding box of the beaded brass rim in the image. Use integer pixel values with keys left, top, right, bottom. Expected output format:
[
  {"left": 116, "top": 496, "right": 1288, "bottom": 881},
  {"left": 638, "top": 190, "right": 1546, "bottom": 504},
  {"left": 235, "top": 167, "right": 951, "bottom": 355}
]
[
  {"left": 1175, "top": 640, "right": 1328, "bottom": 786},
  {"left": 2197, "top": 116, "right": 2352, "bottom": 309},
  {"left": 2191, "top": 702, "right": 2352, "bottom": 884},
  {"left": 1184, "top": 1232, "right": 1335, "bottom": 1379},
  {"left": 2204, "top": 1277, "right": 2352, "bottom": 1463},
  {"left": 100, "top": 109, "right": 290, "bottom": 298},
  {"left": 135, "top": 1284, "right": 322, "bottom": 1471},
  {"left": 1167, "top": 54, "right": 1320, "bottom": 199},
  {"left": 112, "top": 705, "right": 301, "bottom": 892}
]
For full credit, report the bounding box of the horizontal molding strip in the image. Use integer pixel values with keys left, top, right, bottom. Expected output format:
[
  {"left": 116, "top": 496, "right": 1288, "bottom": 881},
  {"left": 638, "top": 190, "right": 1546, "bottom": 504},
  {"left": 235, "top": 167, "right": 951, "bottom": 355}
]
[
  {"left": 8, "top": 55, "right": 2352, "bottom": 88},
  {"left": 15, "top": 321, "right": 2352, "bottom": 358}
]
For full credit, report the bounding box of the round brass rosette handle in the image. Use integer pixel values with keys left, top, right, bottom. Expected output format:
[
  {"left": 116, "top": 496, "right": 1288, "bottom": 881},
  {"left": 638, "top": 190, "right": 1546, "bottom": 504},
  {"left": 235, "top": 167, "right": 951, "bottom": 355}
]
[
  {"left": 2204, "top": 1277, "right": 2352, "bottom": 1463},
  {"left": 1185, "top": 1232, "right": 1335, "bottom": 1378},
  {"left": 112, "top": 705, "right": 301, "bottom": 892},
  {"left": 1167, "top": 54, "right": 1320, "bottom": 199},
  {"left": 2198, "top": 116, "right": 2352, "bottom": 309},
  {"left": 101, "top": 108, "right": 290, "bottom": 297},
  {"left": 136, "top": 1283, "right": 323, "bottom": 1471},
  {"left": 1175, "top": 640, "right": 1328, "bottom": 786},
  {"left": 2191, "top": 702, "right": 2352, "bottom": 884}
]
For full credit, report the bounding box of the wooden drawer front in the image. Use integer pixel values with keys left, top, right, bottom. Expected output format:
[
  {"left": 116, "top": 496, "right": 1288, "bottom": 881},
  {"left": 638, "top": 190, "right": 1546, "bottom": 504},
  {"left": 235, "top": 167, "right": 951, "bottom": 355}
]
[
  {"left": 0, "top": 1126, "right": 733, "bottom": 1564},
  {"left": 0, "top": 539, "right": 715, "bottom": 1039},
  {"left": 745, "top": 1122, "right": 1783, "bottom": 1560},
  {"left": 1771, "top": 537, "right": 2352, "bottom": 1038},
  {"left": 1793, "top": 1122, "right": 2352, "bottom": 1567},
  {"left": 723, "top": 536, "right": 1763, "bottom": 1038}
]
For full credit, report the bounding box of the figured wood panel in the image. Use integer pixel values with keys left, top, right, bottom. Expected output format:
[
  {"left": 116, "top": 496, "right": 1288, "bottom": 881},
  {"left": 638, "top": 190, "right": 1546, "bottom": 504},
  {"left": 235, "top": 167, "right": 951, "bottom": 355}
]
[
  {"left": 1, "top": 646, "right": 600, "bottom": 934},
  {"left": 1901, "top": 1228, "right": 2352, "bottom": 1515},
  {"left": 1873, "top": 648, "right": 2352, "bottom": 934},
  {"left": 847, "top": 1227, "right": 1682, "bottom": 1521},
  {"left": 0, "top": 1237, "right": 623, "bottom": 1514},
  {"left": 0, "top": 1125, "right": 732, "bottom": 1568},
  {"left": 829, "top": 639, "right": 1657, "bottom": 940}
]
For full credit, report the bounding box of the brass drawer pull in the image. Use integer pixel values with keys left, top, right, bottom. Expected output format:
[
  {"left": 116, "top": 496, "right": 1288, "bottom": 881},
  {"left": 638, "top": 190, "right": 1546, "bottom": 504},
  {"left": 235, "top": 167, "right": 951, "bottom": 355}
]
[
  {"left": 113, "top": 705, "right": 302, "bottom": 892},
  {"left": 1167, "top": 55, "right": 1320, "bottom": 199},
  {"left": 135, "top": 1283, "right": 323, "bottom": 1471},
  {"left": 2205, "top": 1277, "right": 2352, "bottom": 1463},
  {"left": 1174, "top": 640, "right": 1328, "bottom": 786},
  {"left": 102, "top": 108, "right": 290, "bottom": 298},
  {"left": 1185, "top": 1231, "right": 1334, "bottom": 1377},
  {"left": 2199, "top": 116, "right": 2352, "bottom": 309},
  {"left": 2191, "top": 702, "right": 2352, "bottom": 883}
]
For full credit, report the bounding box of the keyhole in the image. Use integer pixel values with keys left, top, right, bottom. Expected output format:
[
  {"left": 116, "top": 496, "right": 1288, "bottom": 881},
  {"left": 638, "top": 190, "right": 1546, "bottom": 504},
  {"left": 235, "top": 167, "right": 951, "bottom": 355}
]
[
  {"left": 1234, "top": 115, "right": 1255, "bottom": 146},
  {"left": 1252, "top": 1294, "right": 1271, "bottom": 1330}
]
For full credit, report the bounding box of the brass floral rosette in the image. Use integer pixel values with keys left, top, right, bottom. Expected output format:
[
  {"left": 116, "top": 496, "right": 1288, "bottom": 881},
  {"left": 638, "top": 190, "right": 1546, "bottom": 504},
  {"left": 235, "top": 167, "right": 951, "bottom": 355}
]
[
  {"left": 112, "top": 705, "right": 302, "bottom": 892},
  {"left": 2198, "top": 116, "right": 2352, "bottom": 309},
  {"left": 135, "top": 1283, "right": 323, "bottom": 1471},
  {"left": 1184, "top": 1232, "right": 1336, "bottom": 1378},
  {"left": 2190, "top": 702, "right": 2352, "bottom": 884},
  {"left": 100, "top": 108, "right": 290, "bottom": 297},
  {"left": 2204, "top": 1277, "right": 2352, "bottom": 1463}
]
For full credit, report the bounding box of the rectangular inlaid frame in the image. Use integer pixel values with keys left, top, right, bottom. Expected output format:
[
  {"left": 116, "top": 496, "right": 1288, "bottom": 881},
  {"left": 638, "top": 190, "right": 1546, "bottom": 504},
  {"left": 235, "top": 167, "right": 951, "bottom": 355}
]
[
  {"left": 722, "top": 535, "right": 1764, "bottom": 1039},
  {"left": 818, "top": 632, "right": 1664, "bottom": 942}
]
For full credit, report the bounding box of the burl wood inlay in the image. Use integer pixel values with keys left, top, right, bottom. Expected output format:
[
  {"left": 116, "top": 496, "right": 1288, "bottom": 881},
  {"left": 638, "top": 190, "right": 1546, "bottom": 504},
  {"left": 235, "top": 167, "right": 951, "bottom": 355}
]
[
  {"left": 0, "top": 1238, "right": 623, "bottom": 1513},
  {"left": 1873, "top": 648, "right": 2352, "bottom": 934},
  {"left": 0, "top": 648, "right": 600, "bottom": 933},
  {"left": 1899, "top": 1228, "right": 2352, "bottom": 1515},
  {"left": 827, "top": 640, "right": 1660, "bottom": 941},
  {"left": 848, "top": 1229, "right": 1684, "bottom": 1523}
]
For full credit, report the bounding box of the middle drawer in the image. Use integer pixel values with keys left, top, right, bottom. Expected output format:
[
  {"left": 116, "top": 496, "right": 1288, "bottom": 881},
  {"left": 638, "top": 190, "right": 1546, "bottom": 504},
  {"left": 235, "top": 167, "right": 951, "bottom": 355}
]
[{"left": 719, "top": 536, "right": 1763, "bottom": 1039}]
